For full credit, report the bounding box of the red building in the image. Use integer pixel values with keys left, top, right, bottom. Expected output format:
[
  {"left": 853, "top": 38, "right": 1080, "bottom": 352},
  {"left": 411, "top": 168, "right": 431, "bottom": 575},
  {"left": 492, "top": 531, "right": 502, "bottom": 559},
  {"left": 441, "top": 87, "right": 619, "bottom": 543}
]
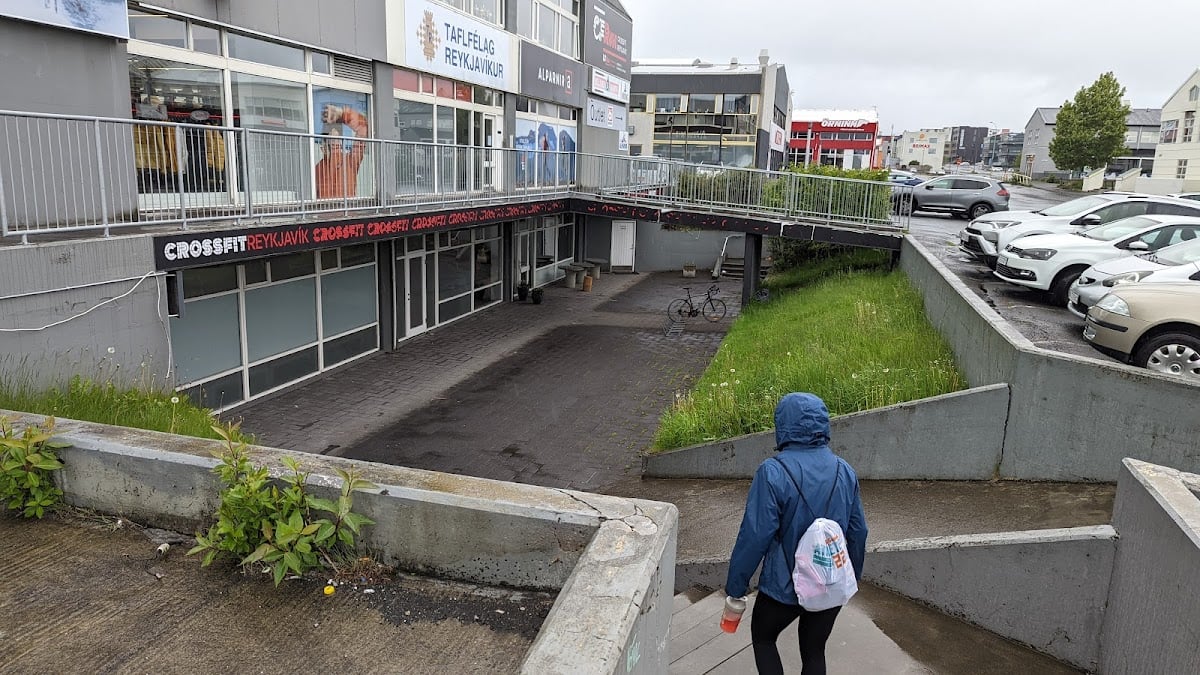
[{"left": 788, "top": 109, "right": 880, "bottom": 170}]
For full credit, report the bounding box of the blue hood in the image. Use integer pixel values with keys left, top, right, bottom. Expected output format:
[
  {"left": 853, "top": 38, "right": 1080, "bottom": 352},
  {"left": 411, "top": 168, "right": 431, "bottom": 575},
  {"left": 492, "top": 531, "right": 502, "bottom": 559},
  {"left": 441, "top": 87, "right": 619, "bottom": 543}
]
[{"left": 774, "top": 392, "right": 831, "bottom": 450}]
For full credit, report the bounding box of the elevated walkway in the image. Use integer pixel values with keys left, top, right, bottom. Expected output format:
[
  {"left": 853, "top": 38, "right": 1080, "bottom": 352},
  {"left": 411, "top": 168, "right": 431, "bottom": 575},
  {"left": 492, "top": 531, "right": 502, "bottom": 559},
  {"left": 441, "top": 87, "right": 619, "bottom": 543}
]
[{"left": 0, "top": 109, "right": 906, "bottom": 253}]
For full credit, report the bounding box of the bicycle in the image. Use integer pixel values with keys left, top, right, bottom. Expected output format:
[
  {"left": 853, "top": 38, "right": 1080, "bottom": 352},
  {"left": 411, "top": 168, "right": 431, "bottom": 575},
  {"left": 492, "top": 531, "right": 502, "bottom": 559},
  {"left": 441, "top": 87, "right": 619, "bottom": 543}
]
[{"left": 667, "top": 284, "right": 727, "bottom": 322}]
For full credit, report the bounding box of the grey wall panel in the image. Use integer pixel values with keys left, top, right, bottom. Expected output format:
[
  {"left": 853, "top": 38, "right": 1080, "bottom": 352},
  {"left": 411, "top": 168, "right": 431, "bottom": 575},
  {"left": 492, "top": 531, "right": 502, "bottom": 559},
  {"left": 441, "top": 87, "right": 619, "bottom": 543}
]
[
  {"left": 867, "top": 526, "right": 1117, "bottom": 671},
  {"left": 631, "top": 73, "right": 760, "bottom": 97},
  {"left": 643, "top": 385, "right": 1009, "bottom": 481},
  {"left": 1101, "top": 460, "right": 1200, "bottom": 673},
  {"left": 582, "top": 216, "right": 611, "bottom": 263},
  {"left": 0, "top": 19, "right": 126, "bottom": 117},
  {"left": 148, "top": 0, "right": 386, "bottom": 59},
  {"left": 633, "top": 221, "right": 729, "bottom": 273},
  {"left": 0, "top": 235, "right": 170, "bottom": 389}
]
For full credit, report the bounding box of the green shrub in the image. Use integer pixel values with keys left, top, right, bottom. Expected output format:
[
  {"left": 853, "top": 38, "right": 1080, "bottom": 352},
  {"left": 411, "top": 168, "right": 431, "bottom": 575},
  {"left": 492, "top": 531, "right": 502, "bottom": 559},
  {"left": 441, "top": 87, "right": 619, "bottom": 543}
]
[
  {"left": 0, "top": 416, "right": 66, "bottom": 518},
  {"left": 189, "top": 424, "right": 376, "bottom": 586},
  {"left": 1044, "top": 175, "right": 1060, "bottom": 184}
]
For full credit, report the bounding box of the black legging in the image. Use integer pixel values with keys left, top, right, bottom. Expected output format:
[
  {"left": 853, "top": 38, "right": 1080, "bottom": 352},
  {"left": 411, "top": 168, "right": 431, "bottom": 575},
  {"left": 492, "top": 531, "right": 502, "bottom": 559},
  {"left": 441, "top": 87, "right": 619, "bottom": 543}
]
[{"left": 750, "top": 592, "right": 842, "bottom": 675}]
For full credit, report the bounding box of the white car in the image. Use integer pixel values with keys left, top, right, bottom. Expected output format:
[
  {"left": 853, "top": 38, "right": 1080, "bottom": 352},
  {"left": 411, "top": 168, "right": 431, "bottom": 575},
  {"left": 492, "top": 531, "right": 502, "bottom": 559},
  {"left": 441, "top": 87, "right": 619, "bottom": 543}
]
[
  {"left": 958, "top": 193, "right": 1200, "bottom": 268},
  {"left": 1068, "top": 236, "right": 1200, "bottom": 318},
  {"left": 993, "top": 215, "right": 1200, "bottom": 304}
]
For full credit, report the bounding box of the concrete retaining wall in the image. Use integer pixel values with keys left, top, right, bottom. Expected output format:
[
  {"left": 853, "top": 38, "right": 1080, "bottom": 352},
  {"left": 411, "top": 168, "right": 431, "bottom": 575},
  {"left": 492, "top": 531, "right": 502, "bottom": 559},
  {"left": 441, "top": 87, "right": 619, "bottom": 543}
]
[
  {"left": 865, "top": 526, "right": 1117, "bottom": 670},
  {"left": 643, "top": 385, "right": 1009, "bottom": 480},
  {"left": 3, "top": 410, "right": 676, "bottom": 675},
  {"left": 1099, "top": 459, "right": 1200, "bottom": 674},
  {"left": 900, "top": 236, "right": 1200, "bottom": 481}
]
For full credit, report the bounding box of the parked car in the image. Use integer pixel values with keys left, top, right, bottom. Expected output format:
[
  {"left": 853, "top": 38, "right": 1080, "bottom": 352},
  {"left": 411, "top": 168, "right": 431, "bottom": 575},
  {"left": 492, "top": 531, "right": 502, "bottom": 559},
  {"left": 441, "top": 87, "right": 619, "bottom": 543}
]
[
  {"left": 889, "top": 170, "right": 923, "bottom": 187},
  {"left": 1168, "top": 192, "right": 1200, "bottom": 201},
  {"left": 994, "top": 215, "right": 1200, "bottom": 304},
  {"left": 959, "top": 193, "right": 1200, "bottom": 268},
  {"left": 1068, "top": 235, "right": 1200, "bottom": 318},
  {"left": 1084, "top": 283, "right": 1200, "bottom": 380},
  {"left": 894, "top": 175, "right": 1009, "bottom": 220}
]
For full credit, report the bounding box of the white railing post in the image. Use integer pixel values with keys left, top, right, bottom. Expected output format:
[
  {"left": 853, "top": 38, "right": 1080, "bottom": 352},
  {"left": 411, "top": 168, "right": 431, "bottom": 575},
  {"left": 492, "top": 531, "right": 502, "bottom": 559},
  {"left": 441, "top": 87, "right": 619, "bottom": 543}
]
[{"left": 92, "top": 119, "right": 110, "bottom": 236}]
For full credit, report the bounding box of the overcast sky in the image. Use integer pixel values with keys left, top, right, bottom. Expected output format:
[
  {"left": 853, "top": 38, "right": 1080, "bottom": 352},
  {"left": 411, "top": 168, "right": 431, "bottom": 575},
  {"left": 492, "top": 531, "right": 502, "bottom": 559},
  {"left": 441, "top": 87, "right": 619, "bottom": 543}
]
[{"left": 623, "top": 0, "right": 1198, "bottom": 134}]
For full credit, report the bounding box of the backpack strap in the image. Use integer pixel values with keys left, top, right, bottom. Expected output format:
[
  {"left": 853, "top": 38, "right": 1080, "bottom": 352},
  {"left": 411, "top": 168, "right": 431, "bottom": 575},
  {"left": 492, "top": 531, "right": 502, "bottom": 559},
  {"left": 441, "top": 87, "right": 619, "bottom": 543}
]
[{"left": 770, "top": 457, "right": 843, "bottom": 540}]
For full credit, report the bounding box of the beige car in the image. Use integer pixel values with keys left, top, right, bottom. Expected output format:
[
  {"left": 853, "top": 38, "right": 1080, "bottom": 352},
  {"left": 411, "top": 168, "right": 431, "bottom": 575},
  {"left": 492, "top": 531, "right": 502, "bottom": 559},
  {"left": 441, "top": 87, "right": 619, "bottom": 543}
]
[{"left": 1084, "top": 282, "right": 1200, "bottom": 379}]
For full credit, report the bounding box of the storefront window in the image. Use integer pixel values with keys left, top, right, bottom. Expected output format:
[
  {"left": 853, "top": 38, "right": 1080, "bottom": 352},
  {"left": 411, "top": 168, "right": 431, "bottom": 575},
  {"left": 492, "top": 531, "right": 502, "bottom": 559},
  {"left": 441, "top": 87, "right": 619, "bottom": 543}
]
[
  {"left": 232, "top": 73, "right": 309, "bottom": 193},
  {"left": 436, "top": 106, "right": 456, "bottom": 144},
  {"left": 395, "top": 99, "right": 435, "bottom": 143},
  {"left": 129, "top": 56, "right": 226, "bottom": 194},
  {"left": 245, "top": 278, "right": 318, "bottom": 363},
  {"left": 171, "top": 294, "right": 242, "bottom": 383},
  {"left": 192, "top": 25, "right": 221, "bottom": 55},
  {"left": 129, "top": 11, "right": 187, "bottom": 48},
  {"left": 314, "top": 87, "right": 372, "bottom": 200},
  {"left": 228, "top": 33, "right": 305, "bottom": 71},
  {"left": 322, "top": 266, "right": 377, "bottom": 337}
]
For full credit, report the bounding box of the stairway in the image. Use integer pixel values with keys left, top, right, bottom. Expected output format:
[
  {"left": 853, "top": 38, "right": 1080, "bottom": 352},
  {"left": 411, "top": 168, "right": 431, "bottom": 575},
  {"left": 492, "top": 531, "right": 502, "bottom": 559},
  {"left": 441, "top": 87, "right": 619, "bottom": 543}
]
[{"left": 716, "top": 256, "right": 770, "bottom": 281}]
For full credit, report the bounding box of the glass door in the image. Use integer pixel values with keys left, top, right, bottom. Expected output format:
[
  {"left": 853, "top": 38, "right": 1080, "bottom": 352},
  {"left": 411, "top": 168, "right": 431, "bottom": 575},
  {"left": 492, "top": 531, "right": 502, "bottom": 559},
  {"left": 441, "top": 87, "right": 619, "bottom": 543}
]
[
  {"left": 472, "top": 112, "right": 500, "bottom": 192},
  {"left": 395, "top": 236, "right": 429, "bottom": 344}
]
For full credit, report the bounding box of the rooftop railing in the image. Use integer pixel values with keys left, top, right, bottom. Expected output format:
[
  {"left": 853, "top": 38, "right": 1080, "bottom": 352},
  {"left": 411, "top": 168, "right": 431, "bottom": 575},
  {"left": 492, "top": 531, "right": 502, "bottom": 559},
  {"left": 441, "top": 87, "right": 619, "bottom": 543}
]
[{"left": 0, "top": 110, "right": 906, "bottom": 241}]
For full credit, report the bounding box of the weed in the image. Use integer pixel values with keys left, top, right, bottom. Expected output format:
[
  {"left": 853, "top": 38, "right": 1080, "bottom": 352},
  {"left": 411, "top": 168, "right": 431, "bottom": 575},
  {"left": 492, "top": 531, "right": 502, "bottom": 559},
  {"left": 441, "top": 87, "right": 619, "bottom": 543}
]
[
  {"left": 0, "top": 416, "right": 67, "bottom": 518},
  {"left": 189, "top": 424, "right": 377, "bottom": 586}
]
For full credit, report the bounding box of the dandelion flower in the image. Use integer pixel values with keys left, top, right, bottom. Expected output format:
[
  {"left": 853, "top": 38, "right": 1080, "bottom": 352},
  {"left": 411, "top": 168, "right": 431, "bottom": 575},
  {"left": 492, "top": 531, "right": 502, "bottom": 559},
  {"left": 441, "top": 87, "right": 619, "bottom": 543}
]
[
  {"left": 170, "top": 396, "right": 180, "bottom": 404},
  {"left": 882, "top": 368, "right": 890, "bottom": 373},
  {"left": 720, "top": 382, "right": 729, "bottom": 387},
  {"left": 107, "top": 346, "right": 115, "bottom": 354},
  {"left": 730, "top": 368, "right": 736, "bottom": 373},
  {"left": 852, "top": 373, "right": 859, "bottom": 379}
]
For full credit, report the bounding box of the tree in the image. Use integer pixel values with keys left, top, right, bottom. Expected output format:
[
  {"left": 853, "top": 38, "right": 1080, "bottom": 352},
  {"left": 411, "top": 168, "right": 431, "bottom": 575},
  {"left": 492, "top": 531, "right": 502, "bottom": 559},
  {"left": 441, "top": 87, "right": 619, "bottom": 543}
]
[{"left": 1049, "top": 72, "right": 1131, "bottom": 174}]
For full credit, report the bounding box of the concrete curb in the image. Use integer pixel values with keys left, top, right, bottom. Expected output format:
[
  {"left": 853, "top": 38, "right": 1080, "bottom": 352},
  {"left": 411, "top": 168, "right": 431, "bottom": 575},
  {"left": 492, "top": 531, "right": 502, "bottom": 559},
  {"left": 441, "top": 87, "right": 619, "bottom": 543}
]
[{"left": 3, "top": 410, "right": 677, "bottom": 675}]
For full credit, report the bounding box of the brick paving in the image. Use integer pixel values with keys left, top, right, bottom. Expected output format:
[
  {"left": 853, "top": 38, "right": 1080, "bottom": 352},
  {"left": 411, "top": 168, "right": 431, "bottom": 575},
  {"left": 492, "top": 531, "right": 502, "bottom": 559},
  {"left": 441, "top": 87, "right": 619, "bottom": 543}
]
[{"left": 235, "top": 272, "right": 733, "bottom": 478}]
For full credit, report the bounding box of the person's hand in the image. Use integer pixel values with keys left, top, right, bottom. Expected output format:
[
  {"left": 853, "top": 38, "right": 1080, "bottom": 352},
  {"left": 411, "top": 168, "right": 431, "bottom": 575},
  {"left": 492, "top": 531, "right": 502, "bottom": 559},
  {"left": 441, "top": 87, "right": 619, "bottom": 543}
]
[{"left": 321, "top": 104, "right": 342, "bottom": 125}]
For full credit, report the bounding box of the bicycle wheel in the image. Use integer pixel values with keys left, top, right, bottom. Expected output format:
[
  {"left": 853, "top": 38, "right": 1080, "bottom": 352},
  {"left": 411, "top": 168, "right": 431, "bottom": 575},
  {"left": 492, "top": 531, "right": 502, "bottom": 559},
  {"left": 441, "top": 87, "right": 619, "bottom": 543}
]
[
  {"left": 702, "top": 298, "right": 727, "bottom": 322},
  {"left": 667, "top": 298, "right": 689, "bottom": 320}
]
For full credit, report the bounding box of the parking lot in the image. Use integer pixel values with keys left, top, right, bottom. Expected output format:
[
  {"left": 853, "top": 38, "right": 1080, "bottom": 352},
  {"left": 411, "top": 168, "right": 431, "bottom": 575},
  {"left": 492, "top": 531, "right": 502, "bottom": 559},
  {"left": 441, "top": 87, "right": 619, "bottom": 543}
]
[{"left": 905, "top": 182, "right": 1121, "bottom": 362}]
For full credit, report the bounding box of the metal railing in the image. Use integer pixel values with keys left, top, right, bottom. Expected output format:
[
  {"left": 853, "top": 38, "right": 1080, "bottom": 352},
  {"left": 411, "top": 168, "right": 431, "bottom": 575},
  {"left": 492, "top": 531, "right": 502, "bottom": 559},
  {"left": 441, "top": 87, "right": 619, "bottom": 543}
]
[{"left": 0, "top": 109, "right": 906, "bottom": 239}]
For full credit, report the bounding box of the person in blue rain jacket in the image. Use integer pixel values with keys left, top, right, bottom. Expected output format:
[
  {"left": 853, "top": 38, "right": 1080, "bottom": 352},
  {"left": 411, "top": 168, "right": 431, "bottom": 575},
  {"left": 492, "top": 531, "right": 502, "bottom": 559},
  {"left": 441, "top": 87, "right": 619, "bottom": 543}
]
[{"left": 725, "top": 392, "right": 869, "bottom": 675}]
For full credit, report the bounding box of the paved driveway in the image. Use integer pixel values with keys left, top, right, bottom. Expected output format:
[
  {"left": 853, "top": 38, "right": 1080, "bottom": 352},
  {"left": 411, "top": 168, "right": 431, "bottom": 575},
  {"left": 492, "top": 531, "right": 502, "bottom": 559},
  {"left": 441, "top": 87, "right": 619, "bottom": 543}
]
[{"left": 238, "top": 272, "right": 733, "bottom": 492}]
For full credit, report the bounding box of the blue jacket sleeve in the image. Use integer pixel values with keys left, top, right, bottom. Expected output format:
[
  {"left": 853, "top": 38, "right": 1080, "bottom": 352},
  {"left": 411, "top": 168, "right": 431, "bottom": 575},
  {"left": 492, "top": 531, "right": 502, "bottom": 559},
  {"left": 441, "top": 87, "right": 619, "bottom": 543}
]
[
  {"left": 846, "top": 478, "right": 868, "bottom": 582},
  {"left": 725, "top": 462, "right": 781, "bottom": 598}
]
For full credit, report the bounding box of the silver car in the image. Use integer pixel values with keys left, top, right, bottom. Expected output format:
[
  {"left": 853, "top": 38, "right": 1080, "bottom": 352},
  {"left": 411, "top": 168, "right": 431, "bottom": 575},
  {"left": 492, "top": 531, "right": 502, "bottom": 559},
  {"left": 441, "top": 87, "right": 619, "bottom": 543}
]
[
  {"left": 895, "top": 175, "right": 1010, "bottom": 220},
  {"left": 1068, "top": 234, "right": 1200, "bottom": 318}
]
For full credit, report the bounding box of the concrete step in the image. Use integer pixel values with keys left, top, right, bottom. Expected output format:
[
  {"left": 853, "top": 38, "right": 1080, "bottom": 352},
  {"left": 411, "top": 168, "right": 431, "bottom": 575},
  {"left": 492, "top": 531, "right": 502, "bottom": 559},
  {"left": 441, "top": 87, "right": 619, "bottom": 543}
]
[{"left": 670, "top": 588, "right": 727, "bottom": 638}]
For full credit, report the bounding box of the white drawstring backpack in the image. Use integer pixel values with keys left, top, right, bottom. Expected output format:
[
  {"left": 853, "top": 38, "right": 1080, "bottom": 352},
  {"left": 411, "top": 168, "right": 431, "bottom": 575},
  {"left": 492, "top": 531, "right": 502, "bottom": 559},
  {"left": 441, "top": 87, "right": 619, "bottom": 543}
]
[{"left": 773, "top": 459, "right": 858, "bottom": 611}]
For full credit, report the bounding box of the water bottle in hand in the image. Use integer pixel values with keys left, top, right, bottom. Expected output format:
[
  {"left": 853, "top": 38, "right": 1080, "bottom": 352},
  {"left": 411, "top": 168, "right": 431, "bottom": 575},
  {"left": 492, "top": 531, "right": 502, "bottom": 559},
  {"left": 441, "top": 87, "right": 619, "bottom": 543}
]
[{"left": 720, "top": 595, "right": 748, "bottom": 633}]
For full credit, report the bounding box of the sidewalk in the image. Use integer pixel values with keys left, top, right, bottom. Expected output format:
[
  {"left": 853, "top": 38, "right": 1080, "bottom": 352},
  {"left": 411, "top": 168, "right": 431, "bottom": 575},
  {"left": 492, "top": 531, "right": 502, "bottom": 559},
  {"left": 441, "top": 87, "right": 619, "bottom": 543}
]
[{"left": 236, "top": 271, "right": 688, "bottom": 456}]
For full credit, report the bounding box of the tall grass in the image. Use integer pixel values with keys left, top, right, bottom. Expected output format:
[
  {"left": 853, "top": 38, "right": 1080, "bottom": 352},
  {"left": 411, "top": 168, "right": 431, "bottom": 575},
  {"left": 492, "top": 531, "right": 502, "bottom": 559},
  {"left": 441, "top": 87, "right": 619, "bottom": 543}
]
[
  {"left": 653, "top": 263, "right": 966, "bottom": 451},
  {"left": 0, "top": 358, "right": 247, "bottom": 442}
]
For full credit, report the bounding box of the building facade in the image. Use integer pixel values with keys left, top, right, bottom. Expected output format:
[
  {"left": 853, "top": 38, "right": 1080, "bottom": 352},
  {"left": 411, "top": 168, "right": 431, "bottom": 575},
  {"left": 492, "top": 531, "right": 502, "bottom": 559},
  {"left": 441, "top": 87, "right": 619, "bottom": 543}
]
[
  {"left": 1020, "top": 107, "right": 1161, "bottom": 178},
  {"left": 892, "top": 128, "right": 949, "bottom": 170},
  {"left": 787, "top": 109, "right": 879, "bottom": 170},
  {"left": 945, "top": 126, "right": 989, "bottom": 166},
  {"left": 0, "top": 0, "right": 638, "bottom": 410},
  {"left": 1151, "top": 69, "right": 1200, "bottom": 182},
  {"left": 626, "top": 53, "right": 792, "bottom": 170},
  {"left": 983, "top": 131, "right": 1025, "bottom": 168}
]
